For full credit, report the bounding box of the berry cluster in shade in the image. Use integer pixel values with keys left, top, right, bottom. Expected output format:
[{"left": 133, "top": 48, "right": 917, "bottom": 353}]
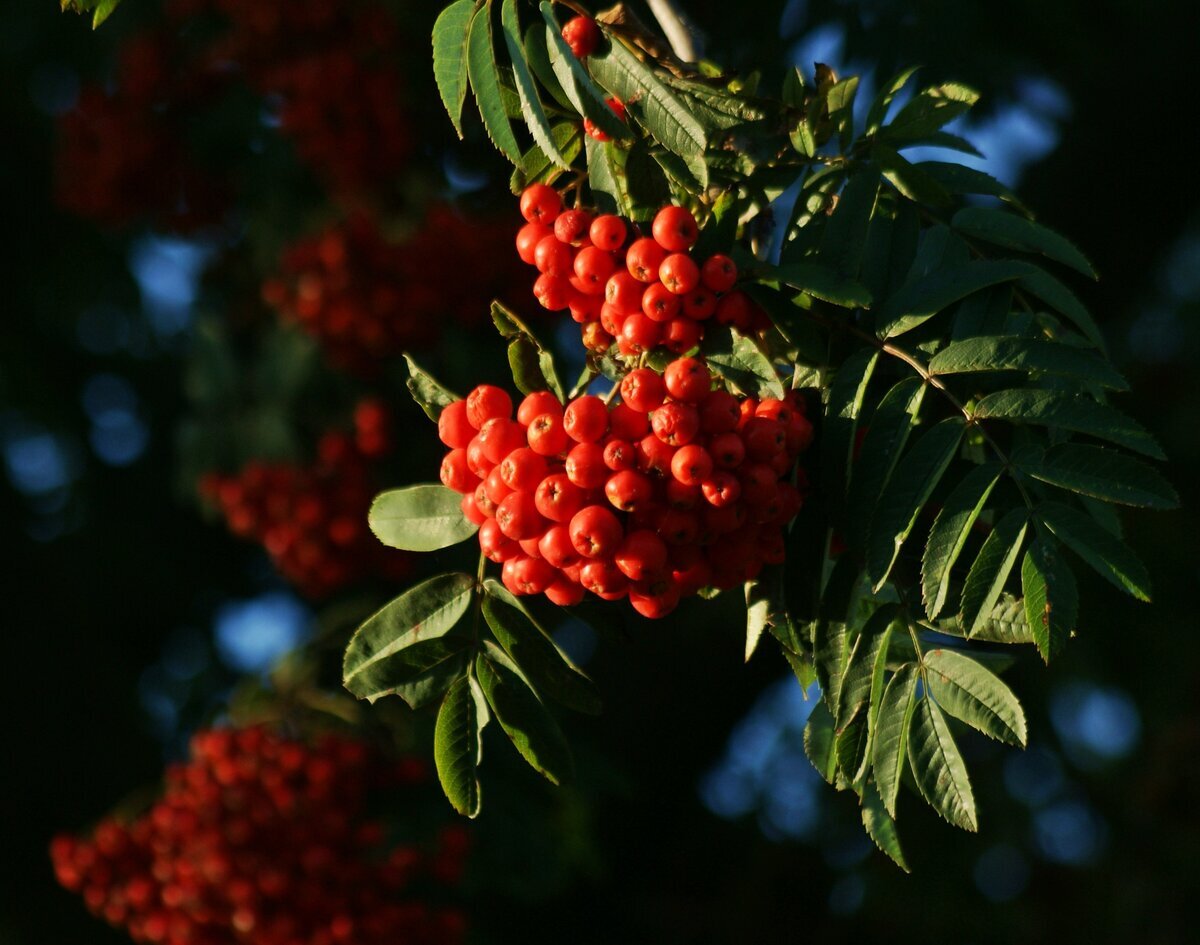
[
  {"left": 515, "top": 184, "right": 769, "bottom": 358},
  {"left": 199, "top": 402, "right": 410, "bottom": 598},
  {"left": 50, "top": 726, "right": 468, "bottom": 945},
  {"left": 438, "top": 363, "right": 812, "bottom": 619},
  {"left": 261, "top": 208, "right": 528, "bottom": 372}
]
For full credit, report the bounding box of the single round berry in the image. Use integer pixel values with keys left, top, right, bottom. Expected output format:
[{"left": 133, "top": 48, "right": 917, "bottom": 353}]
[
  {"left": 663, "top": 317, "right": 702, "bottom": 353},
  {"left": 652, "top": 205, "right": 699, "bottom": 252},
  {"left": 520, "top": 183, "right": 561, "bottom": 224},
  {"left": 440, "top": 449, "right": 479, "bottom": 494},
  {"left": 466, "top": 386, "right": 512, "bottom": 429},
  {"left": 527, "top": 412, "right": 570, "bottom": 456},
  {"left": 609, "top": 403, "right": 650, "bottom": 440},
  {"left": 589, "top": 214, "right": 627, "bottom": 251},
  {"left": 539, "top": 524, "right": 580, "bottom": 569},
  {"left": 516, "top": 223, "right": 552, "bottom": 265},
  {"left": 503, "top": 555, "right": 557, "bottom": 596},
  {"left": 484, "top": 466, "right": 511, "bottom": 505},
  {"left": 574, "top": 245, "right": 615, "bottom": 293},
  {"left": 651, "top": 402, "right": 700, "bottom": 446},
  {"left": 709, "top": 431, "right": 746, "bottom": 469},
  {"left": 605, "top": 270, "right": 645, "bottom": 313},
  {"left": 682, "top": 287, "right": 717, "bottom": 321},
  {"left": 700, "top": 389, "right": 741, "bottom": 434},
  {"left": 545, "top": 578, "right": 585, "bottom": 606},
  {"left": 496, "top": 491, "right": 546, "bottom": 541},
  {"left": 603, "top": 437, "right": 637, "bottom": 471},
  {"left": 743, "top": 417, "right": 787, "bottom": 460},
  {"left": 659, "top": 253, "right": 701, "bottom": 294},
  {"left": 626, "top": 237, "right": 666, "bottom": 283},
  {"left": 563, "top": 395, "right": 609, "bottom": 443},
  {"left": 535, "top": 473, "right": 585, "bottom": 523},
  {"left": 533, "top": 273, "right": 572, "bottom": 310},
  {"left": 478, "top": 417, "right": 526, "bottom": 464},
  {"left": 499, "top": 447, "right": 548, "bottom": 492},
  {"left": 569, "top": 504, "right": 623, "bottom": 559},
  {"left": 636, "top": 434, "right": 676, "bottom": 477},
  {"left": 715, "top": 290, "right": 753, "bottom": 329},
  {"left": 664, "top": 357, "right": 711, "bottom": 403},
  {"left": 701, "top": 253, "right": 738, "bottom": 293},
  {"left": 642, "top": 282, "right": 681, "bottom": 322},
  {"left": 670, "top": 444, "right": 713, "bottom": 486},
  {"left": 619, "top": 312, "right": 661, "bottom": 354},
  {"left": 554, "top": 208, "right": 592, "bottom": 245},
  {"left": 480, "top": 517, "right": 519, "bottom": 562},
  {"left": 437, "top": 400, "right": 474, "bottom": 449},
  {"left": 565, "top": 442, "right": 608, "bottom": 489},
  {"left": 561, "top": 15, "right": 601, "bottom": 58},
  {"left": 580, "top": 559, "right": 629, "bottom": 598},
  {"left": 534, "top": 234, "right": 573, "bottom": 277},
  {"left": 518, "top": 391, "right": 563, "bottom": 426},
  {"left": 629, "top": 583, "right": 680, "bottom": 618},
  {"left": 614, "top": 529, "right": 668, "bottom": 582},
  {"left": 701, "top": 472, "right": 742, "bottom": 507},
  {"left": 620, "top": 368, "right": 667, "bottom": 413},
  {"left": 604, "top": 469, "right": 654, "bottom": 512}
]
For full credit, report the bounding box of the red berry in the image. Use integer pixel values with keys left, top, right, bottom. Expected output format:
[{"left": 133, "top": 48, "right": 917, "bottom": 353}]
[
  {"left": 699, "top": 390, "right": 741, "bottom": 433},
  {"left": 503, "top": 555, "right": 556, "bottom": 595},
  {"left": 636, "top": 434, "right": 676, "bottom": 477},
  {"left": 604, "top": 469, "right": 654, "bottom": 512},
  {"left": 580, "top": 559, "right": 628, "bottom": 598},
  {"left": 499, "top": 448, "right": 548, "bottom": 492},
  {"left": 600, "top": 302, "right": 627, "bottom": 336},
  {"left": 565, "top": 442, "right": 608, "bottom": 489},
  {"left": 603, "top": 438, "right": 637, "bottom": 471},
  {"left": 657, "top": 508, "right": 700, "bottom": 545},
  {"left": 701, "top": 254, "right": 738, "bottom": 293},
  {"left": 620, "top": 368, "right": 667, "bottom": 413},
  {"left": 534, "top": 234, "right": 573, "bottom": 277},
  {"left": 659, "top": 253, "right": 700, "bottom": 294},
  {"left": 664, "top": 357, "right": 711, "bottom": 403},
  {"left": 619, "top": 312, "right": 661, "bottom": 354},
  {"left": 629, "top": 583, "right": 680, "bottom": 618},
  {"left": 496, "top": 491, "right": 546, "bottom": 541},
  {"left": 554, "top": 208, "right": 592, "bottom": 245},
  {"left": 440, "top": 450, "right": 479, "bottom": 494},
  {"left": 545, "top": 578, "right": 585, "bottom": 606},
  {"left": 563, "top": 395, "right": 609, "bottom": 443},
  {"left": 642, "top": 282, "right": 682, "bottom": 322},
  {"left": 478, "top": 417, "right": 526, "bottom": 464},
  {"left": 670, "top": 444, "right": 713, "bottom": 486},
  {"left": 715, "top": 290, "right": 753, "bottom": 329},
  {"left": 466, "top": 385, "right": 512, "bottom": 429},
  {"left": 609, "top": 402, "right": 650, "bottom": 440},
  {"left": 569, "top": 505, "right": 623, "bottom": 558},
  {"left": 574, "top": 245, "right": 615, "bottom": 293},
  {"left": 626, "top": 238, "right": 666, "bottom": 283},
  {"left": 740, "top": 464, "right": 779, "bottom": 506},
  {"left": 651, "top": 402, "right": 700, "bottom": 446},
  {"left": 484, "top": 466, "right": 511, "bottom": 505},
  {"left": 605, "top": 270, "right": 645, "bottom": 314},
  {"left": 527, "top": 412, "right": 570, "bottom": 456},
  {"left": 589, "top": 214, "right": 627, "bottom": 251},
  {"left": 701, "top": 472, "right": 742, "bottom": 507},
  {"left": 533, "top": 272, "right": 572, "bottom": 310},
  {"left": 561, "top": 15, "right": 601, "bottom": 58},
  {"left": 480, "top": 517, "right": 519, "bottom": 562},
  {"left": 743, "top": 417, "right": 787, "bottom": 461},
  {"left": 709, "top": 431, "right": 746, "bottom": 469},
  {"left": 682, "top": 287, "right": 717, "bottom": 321},
  {"left": 652, "top": 205, "right": 699, "bottom": 252},
  {"left": 539, "top": 524, "right": 580, "bottom": 569},
  {"left": 665, "top": 478, "right": 702, "bottom": 509},
  {"left": 520, "top": 183, "right": 561, "bottom": 224},
  {"left": 516, "top": 222, "right": 552, "bottom": 265},
  {"left": 614, "top": 529, "right": 668, "bottom": 582},
  {"left": 518, "top": 391, "right": 563, "bottom": 426},
  {"left": 534, "top": 473, "right": 585, "bottom": 522},
  {"left": 663, "top": 317, "right": 702, "bottom": 353},
  {"left": 437, "top": 400, "right": 474, "bottom": 448},
  {"left": 584, "top": 98, "right": 626, "bottom": 141}
]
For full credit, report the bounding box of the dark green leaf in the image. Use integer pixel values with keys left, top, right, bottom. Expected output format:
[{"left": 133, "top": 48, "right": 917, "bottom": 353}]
[
  {"left": 482, "top": 580, "right": 601, "bottom": 714},
  {"left": 867, "top": 418, "right": 965, "bottom": 590},
  {"left": 804, "top": 699, "right": 839, "bottom": 785},
  {"left": 491, "top": 301, "right": 565, "bottom": 400},
  {"left": 924, "top": 648, "right": 1027, "bottom": 745},
  {"left": 953, "top": 206, "right": 1096, "bottom": 278},
  {"left": 821, "top": 348, "right": 879, "bottom": 520},
  {"left": 908, "top": 694, "right": 977, "bottom": 830},
  {"left": 862, "top": 778, "right": 910, "bottom": 871},
  {"left": 403, "top": 354, "right": 460, "bottom": 421},
  {"left": 703, "top": 325, "right": 785, "bottom": 399},
  {"left": 836, "top": 715, "right": 871, "bottom": 783},
  {"left": 846, "top": 376, "right": 926, "bottom": 551},
  {"left": 877, "top": 260, "right": 1030, "bottom": 338},
  {"left": 500, "top": 0, "right": 568, "bottom": 168},
  {"left": 1021, "top": 536, "right": 1078, "bottom": 663},
  {"left": 432, "top": 0, "right": 476, "bottom": 138},
  {"left": 918, "top": 161, "right": 1030, "bottom": 215},
  {"left": 921, "top": 464, "right": 1001, "bottom": 619},
  {"left": 434, "top": 674, "right": 489, "bottom": 817},
  {"left": 975, "top": 389, "right": 1163, "bottom": 460},
  {"left": 476, "top": 645, "right": 573, "bottom": 785},
  {"left": 814, "top": 618, "right": 849, "bottom": 714},
  {"left": 1038, "top": 501, "right": 1151, "bottom": 600},
  {"left": 865, "top": 65, "right": 921, "bottom": 135},
  {"left": 929, "top": 337, "right": 1128, "bottom": 391},
  {"left": 884, "top": 82, "right": 979, "bottom": 141},
  {"left": 539, "top": 4, "right": 629, "bottom": 139},
  {"left": 343, "top": 573, "right": 476, "bottom": 702},
  {"left": 369, "top": 484, "right": 479, "bottom": 552},
  {"left": 511, "top": 122, "right": 583, "bottom": 192},
  {"left": 875, "top": 145, "right": 952, "bottom": 208},
  {"left": 782, "top": 65, "right": 805, "bottom": 107},
  {"left": 960, "top": 508, "right": 1028, "bottom": 638},
  {"left": 1017, "top": 266, "right": 1105, "bottom": 351},
  {"left": 872, "top": 663, "right": 918, "bottom": 816},
  {"left": 1020, "top": 443, "right": 1179, "bottom": 509},
  {"left": 523, "top": 21, "right": 572, "bottom": 109},
  {"left": 772, "top": 262, "right": 873, "bottom": 308},
  {"left": 837, "top": 605, "right": 898, "bottom": 731},
  {"left": 467, "top": 2, "right": 524, "bottom": 163},
  {"left": 820, "top": 170, "right": 880, "bottom": 279},
  {"left": 825, "top": 76, "right": 859, "bottom": 149},
  {"left": 382, "top": 646, "right": 470, "bottom": 710},
  {"left": 862, "top": 200, "right": 920, "bottom": 304}
]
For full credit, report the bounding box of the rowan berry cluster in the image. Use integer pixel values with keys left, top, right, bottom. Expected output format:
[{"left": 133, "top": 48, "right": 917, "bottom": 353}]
[
  {"left": 199, "top": 403, "right": 409, "bottom": 597},
  {"left": 515, "top": 184, "right": 768, "bottom": 358},
  {"left": 261, "top": 208, "right": 528, "bottom": 372},
  {"left": 50, "top": 726, "right": 468, "bottom": 945},
  {"left": 438, "top": 362, "right": 812, "bottom": 618}
]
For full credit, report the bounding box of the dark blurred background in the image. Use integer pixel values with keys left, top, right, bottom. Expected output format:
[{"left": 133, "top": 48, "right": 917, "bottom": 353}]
[{"left": 3, "top": 0, "right": 1199, "bottom": 942}]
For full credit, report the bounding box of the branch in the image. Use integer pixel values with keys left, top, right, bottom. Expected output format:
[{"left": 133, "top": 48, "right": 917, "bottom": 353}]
[{"left": 645, "top": 0, "right": 704, "bottom": 61}]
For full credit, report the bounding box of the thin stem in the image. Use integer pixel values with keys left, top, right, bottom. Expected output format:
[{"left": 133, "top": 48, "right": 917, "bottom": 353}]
[{"left": 645, "top": 0, "right": 704, "bottom": 61}]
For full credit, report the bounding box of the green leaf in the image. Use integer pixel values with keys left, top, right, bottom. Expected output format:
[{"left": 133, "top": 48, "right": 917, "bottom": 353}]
[
  {"left": 491, "top": 301, "right": 565, "bottom": 400},
  {"left": 466, "top": 2, "right": 524, "bottom": 163},
  {"left": 821, "top": 348, "right": 879, "bottom": 519},
  {"left": 476, "top": 645, "right": 573, "bottom": 785},
  {"left": 836, "top": 715, "right": 871, "bottom": 783},
  {"left": 846, "top": 377, "right": 927, "bottom": 551},
  {"left": 500, "top": 0, "right": 568, "bottom": 168},
  {"left": 884, "top": 82, "right": 979, "bottom": 141},
  {"left": 875, "top": 145, "right": 952, "bottom": 208},
  {"left": 1037, "top": 501, "right": 1150, "bottom": 601},
  {"left": 952, "top": 207, "right": 1096, "bottom": 278},
  {"left": 587, "top": 34, "right": 708, "bottom": 187},
  {"left": 1021, "top": 536, "right": 1078, "bottom": 663},
  {"left": 918, "top": 161, "right": 1030, "bottom": 215},
  {"left": 782, "top": 65, "right": 806, "bottom": 107},
  {"left": 975, "top": 389, "right": 1164, "bottom": 460},
  {"left": 63, "top": 0, "right": 123, "bottom": 29},
  {"left": 921, "top": 464, "right": 1001, "bottom": 619},
  {"left": 872, "top": 663, "right": 919, "bottom": 816},
  {"left": 862, "top": 201, "right": 920, "bottom": 313},
  {"left": 960, "top": 509, "right": 1029, "bottom": 638},
  {"left": 1019, "top": 443, "right": 1179, "bottom": 509},
  {"left": 929, "top": 337, "right": 1128, "bottom": 391},
  {"left": 432, "top": 0, "right": 476, "bottom": 138},
  {"left": 814, "top": 618, "right": 850, "bottom": 714},
  {"left": 540, "top": 4, "right": 630, "bottom": 141},
  {"left": 837, "top": 605, "right": 897, "bottom": 731},
  {"left": 862, "top": 778, "right": 909, "bottom": 871},
  {"left": 403, "top": 354, "right": 460, "bottom": 421},
  {"left": 369, "top": 484, "right": 479, "bottom": 552},
  {"left": 865, "top": 65, "right": 921, "bottom": 135},
  {"left": 877, "top": 260, "right": 1030, "bottom": 338},
  {"left": 924, "top": 648, "right": 1027, "bottom": 745},
  {"left": 907, "top": 694, "right": 977, "bottom": 831},
  {"left": 825, "top": 76, "right": 860, "bottom": 149},
  {"left": 804, "top": 699, "right": 840, "bottom": 785},
  {"left": 1016, "top": 266, "right": 1105, "bottom": 351},
  {"left": 744, "top": 578, "right": 777, "bottom": 662},
  {"left": 584, "top": 135, "right": 624, "bottom": 216},
  {"left": 343, "top": 573, "right": 476, "bottom": 702},
  {"left": 523, "top": 21, "right": 572, "bottom": 110},
  {"left": 434, "top": 674, "right": 489, "bottom": 817},
  {"left": 511, "top": 122, "right": 583, "bottom": 192},
  {"left": 772, "top": 262, "right": 873, "bottom": 308},
  {"left": 910, "top": 130, "right": 985, "bottom": 158},
  {"left": 481, "top": 580, "right": 601, "bottom": 714},
  {"left": 820, "top": 170, "right": 880, "bottom": 279},
  {"left": 703, "top": 325, "right": 784, "bottom": 399},
  {"left": 381, "top": 645, "right": 470, "bottom": 710},
  {"left": 867, "top": 418, "right": 965, "bottom": 590}
]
